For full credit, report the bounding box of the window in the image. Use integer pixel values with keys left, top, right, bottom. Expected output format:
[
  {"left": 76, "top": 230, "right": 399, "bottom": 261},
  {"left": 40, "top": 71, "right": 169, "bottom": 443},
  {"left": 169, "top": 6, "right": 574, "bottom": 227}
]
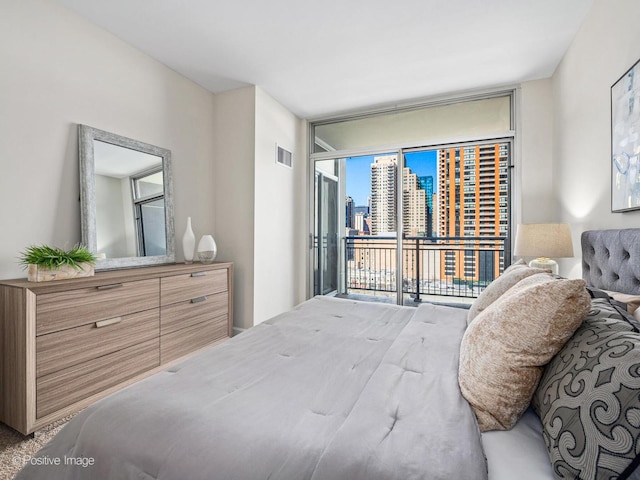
[
  {"left": 131, "top": 169, "right": 166, "bottom": 256},
  {"left": 310, "top": 90, "right": 515, "bottom": 304}
]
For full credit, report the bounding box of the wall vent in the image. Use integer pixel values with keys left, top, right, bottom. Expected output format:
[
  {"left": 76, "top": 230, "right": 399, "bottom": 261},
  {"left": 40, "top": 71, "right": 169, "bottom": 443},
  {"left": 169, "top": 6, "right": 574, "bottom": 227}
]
[{"left": 276, "top": 144, "right": 292, "bottom": 168}]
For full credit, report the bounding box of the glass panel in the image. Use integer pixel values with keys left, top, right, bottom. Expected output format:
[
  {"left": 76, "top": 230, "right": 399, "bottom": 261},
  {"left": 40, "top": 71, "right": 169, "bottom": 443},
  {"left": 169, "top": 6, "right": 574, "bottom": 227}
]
[
  {"left": 401, "top": 143, "right": 510, "bottom": 305},
  {"left": 344, "top": 153, "right": 398, "bottom": 303},
  {"left": 314, "top": 160, "right": 340, "bottom": 296},
  {"left": 138, "top": 199, "right": 167, "bottom": 256},
  {"left": 313, "top": 95, "right": 511, "bottom": 153},
  {"left": 134, "top": 171, "right": 164, "bottom": 199}
]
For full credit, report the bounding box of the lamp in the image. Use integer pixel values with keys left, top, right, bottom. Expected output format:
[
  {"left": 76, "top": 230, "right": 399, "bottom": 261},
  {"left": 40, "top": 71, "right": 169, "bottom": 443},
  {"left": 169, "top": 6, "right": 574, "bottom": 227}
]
[{"left": 513, "top": 223, "right": 574, "bottom": 275}]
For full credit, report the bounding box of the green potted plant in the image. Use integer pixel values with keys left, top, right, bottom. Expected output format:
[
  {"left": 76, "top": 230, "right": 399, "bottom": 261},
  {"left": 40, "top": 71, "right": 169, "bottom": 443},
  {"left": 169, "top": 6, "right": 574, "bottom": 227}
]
[{"left": 19, "top": 244, "right": 97, "bottom": 282}]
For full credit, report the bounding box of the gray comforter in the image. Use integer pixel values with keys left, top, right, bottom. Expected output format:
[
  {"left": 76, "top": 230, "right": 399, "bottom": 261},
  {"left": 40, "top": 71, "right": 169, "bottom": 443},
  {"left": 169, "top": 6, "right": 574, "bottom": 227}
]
[{"left": 16, "top": 297, "right": 487, "bottom": 480}]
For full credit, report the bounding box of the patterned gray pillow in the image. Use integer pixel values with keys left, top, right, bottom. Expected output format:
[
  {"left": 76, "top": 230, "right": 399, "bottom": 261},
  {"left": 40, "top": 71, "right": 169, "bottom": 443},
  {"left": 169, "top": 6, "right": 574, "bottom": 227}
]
[{"left": 532, "top": 298, "right": 640, "bottom": 480}]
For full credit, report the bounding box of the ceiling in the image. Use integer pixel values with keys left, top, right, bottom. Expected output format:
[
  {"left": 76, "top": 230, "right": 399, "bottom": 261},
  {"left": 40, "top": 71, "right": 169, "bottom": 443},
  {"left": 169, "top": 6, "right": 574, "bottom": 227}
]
[
  {"left": 55, "top": 0, "right": 594, "bottom": 119},
  {"left": 93, "top": 140, "right": 162, "bottom": 178}
]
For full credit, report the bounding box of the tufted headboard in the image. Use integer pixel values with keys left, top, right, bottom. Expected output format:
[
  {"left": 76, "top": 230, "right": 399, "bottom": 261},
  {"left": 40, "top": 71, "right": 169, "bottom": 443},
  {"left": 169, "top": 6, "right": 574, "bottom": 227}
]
[{"left": 581, "top": 228, "right": 640, "bottom": 295}]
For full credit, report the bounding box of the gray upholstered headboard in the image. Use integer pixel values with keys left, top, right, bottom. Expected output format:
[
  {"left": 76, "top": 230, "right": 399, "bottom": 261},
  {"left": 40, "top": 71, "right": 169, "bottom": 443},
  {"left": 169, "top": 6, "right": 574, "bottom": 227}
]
[{"left": 581, "top": 228, "right": 640, "bottom": 295}]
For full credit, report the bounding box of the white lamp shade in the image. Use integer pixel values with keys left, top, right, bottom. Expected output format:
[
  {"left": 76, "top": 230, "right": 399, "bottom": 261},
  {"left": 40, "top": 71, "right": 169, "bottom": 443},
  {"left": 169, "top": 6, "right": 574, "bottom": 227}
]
[{"left": 514, "top": 223, "right": 574, "bottom": 258}]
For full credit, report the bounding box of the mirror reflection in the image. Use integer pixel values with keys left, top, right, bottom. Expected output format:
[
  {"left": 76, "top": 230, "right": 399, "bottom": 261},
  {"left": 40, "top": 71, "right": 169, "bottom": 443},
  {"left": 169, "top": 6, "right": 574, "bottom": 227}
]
[
  {"left": 79, "top": 125, "right": 175, "bottom": 270},
  {"left": 94, "top": 140, "right": 166, "bottom": 258}
]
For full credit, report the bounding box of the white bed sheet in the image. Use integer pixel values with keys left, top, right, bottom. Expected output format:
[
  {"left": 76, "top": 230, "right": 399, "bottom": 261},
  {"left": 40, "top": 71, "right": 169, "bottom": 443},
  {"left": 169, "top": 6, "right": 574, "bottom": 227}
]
[{"left": 482, "top": 407, "right": 554, "bottom": 480}]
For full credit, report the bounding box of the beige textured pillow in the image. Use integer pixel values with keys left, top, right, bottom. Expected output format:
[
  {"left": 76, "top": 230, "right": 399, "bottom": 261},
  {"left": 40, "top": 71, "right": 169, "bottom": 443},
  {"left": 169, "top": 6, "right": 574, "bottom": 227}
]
[
  {"left": 467, "top": 260, "right": 547, "bottom": 324},
  {"left": 459, "top": 273, "right": 591, "bottom": 432}
]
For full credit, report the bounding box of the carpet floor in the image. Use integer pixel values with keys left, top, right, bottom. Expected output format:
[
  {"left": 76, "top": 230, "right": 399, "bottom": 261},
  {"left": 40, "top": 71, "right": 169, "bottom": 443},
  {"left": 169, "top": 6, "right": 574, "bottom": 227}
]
[{"left": 0, "top": 415, "right": 75, "bottom": 480}]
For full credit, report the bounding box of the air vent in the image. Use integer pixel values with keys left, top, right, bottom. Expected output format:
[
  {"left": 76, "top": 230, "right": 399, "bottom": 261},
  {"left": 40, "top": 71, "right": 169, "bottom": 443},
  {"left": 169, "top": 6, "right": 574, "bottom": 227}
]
[{"left": 276, "top": 144, "right": 292, "bottom": 168}]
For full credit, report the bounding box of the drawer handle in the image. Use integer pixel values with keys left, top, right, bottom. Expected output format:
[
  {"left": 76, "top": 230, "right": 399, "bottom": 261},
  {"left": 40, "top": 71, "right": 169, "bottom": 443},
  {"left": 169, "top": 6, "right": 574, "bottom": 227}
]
[
  {"left": 95, "top": 317, "right": 122, "bottom": 328},
  {"left": 190, "top": 296, "right": 207, "bottom": 303},
  {"left": 96, "top": 283, "right": 124, "bottom": 291},
  {"left": 191, "top": 272, "right": 206, "bottom": 277}
]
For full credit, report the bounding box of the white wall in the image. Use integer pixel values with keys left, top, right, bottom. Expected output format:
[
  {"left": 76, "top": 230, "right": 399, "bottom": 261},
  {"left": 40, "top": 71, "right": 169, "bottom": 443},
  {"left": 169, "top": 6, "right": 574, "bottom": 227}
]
[
  {"left": 95, "top": 174, "right": 130, "bottom": 257},
  {"left": 214, "top": 87, "right": 307, "bottom": 330},
  {"left": 0, "top": 0, "right": 308, "bottom": 331},
  {"left": 213, "top": 87, "right": 256, "bottom": 331},
  {"left": 518, "top": 79, "right": 555, "bottom": 224},
  {"left": 552, "top": 0, "right": 640, "bottom": 277},
  {"left": 253, "top": 87, "right": 307, "bottom": 325},
  {"left": 0, "top": 0, "right": 216, "bottom": 280}
]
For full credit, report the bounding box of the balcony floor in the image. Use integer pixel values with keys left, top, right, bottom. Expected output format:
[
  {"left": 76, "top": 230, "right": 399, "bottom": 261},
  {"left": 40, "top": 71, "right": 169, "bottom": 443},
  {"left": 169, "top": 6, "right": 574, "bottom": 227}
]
[{"left": 336, "top": 292, "right": 473, "bottom": 309}]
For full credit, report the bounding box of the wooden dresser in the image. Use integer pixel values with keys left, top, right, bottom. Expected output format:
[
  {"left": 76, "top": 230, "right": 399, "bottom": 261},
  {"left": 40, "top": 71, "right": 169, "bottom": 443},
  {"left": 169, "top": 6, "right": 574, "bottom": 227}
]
[{"left": 0, "top": 262, "right": 233, "bottom": 435}]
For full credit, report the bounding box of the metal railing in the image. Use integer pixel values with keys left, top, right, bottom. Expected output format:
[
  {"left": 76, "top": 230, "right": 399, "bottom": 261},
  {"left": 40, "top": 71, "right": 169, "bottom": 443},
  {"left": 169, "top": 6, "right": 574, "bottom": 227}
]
[{"left": 345, "top": 235, "right": 508, "bottom": 300}]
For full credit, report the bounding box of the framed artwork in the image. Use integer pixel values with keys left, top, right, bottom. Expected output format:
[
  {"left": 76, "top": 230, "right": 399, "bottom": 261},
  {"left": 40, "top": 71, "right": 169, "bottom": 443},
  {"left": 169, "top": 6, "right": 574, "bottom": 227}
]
[{"left": 612, "top": 58, "right": 640, "bottom": 212}]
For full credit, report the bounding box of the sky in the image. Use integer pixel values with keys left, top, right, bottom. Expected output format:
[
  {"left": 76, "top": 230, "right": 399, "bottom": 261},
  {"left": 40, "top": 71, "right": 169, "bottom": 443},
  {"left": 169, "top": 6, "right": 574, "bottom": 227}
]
[{"left": 346, "top": 150, "right": 438, "bottom": 206}]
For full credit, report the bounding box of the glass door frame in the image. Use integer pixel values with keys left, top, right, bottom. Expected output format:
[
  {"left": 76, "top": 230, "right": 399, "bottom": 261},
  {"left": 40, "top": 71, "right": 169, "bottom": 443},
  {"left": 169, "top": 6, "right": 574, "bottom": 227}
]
[
  {"left": 315, "top": 168, "right": 339, "bottom": 296},
  {"left": 311, "top": 149, "right": 406, "bottom": 303},
  {"left": 309, "top": 137, "right": 515, "bottom": 305},
  {"left": 309, "top": 127, "right": 516, "bottom": 304},
  {"left": 399, "top": 140, "right": 514, "bottom": 304}
]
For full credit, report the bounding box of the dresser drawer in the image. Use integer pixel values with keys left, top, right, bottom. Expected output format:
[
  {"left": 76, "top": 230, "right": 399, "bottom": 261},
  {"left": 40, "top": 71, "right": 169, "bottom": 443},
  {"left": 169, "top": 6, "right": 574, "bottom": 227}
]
[
  {"left": 36, "top": 338, "right": 160, "bottom": 418},
  {"left": 160, "top": 269, "right": 227, "bottom": 306},
  {"left": 160, "top": 317, "right": 228, "bottom": 364},
  {"left": 161, "top": 291, "right": 228, "bottom": 336},
  {"left": 36, "top": 309, "right": 160, "bottom": 378},
  {"left": 36, "top": 278, "right": 159, "bottom": 336}
]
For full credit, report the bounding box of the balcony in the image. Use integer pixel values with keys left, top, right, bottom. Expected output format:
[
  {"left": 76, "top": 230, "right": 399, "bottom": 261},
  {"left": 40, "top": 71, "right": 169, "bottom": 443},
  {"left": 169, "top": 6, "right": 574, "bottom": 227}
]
[{"left": 341, "top": 235, "right": 508, "bottom": 305}]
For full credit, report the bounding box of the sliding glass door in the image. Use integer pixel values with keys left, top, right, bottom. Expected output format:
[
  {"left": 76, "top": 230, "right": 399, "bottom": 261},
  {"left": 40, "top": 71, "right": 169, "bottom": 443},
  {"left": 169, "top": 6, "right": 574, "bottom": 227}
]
[
  {"left": 400, "top": 143, "right": 511, "bottom": 305},
  {"left": 314, "top": 161, "right": 341, "bottom": 296},
  {"left": 312, "top": 141, "right": 512, "bottom": 305},
  {"left": 314, "top": 152, "right": 404, "bottom": 302}
]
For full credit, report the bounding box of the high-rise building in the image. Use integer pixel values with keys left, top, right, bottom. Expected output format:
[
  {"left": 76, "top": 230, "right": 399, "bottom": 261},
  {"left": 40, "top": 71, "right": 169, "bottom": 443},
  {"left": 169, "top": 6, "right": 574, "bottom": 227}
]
[
  {"left": 345, "top": 196, "right": 355, "bottom": 229},
  {"left": 402, "top": 168, "right": 427, "bottom": 236},
  {"left": 438, "top": 144, "right": 508, "bottom": 282},
  {"left": 431, "top": 192, "right": 439, "bottom": 237},
  {"left": 354, "top": 212, "right": 370, "bottom": 234},
  {"left": 370, "top": 155, "right": 432, "bottom": 237},
  {"left": 418, "top": 175, "right": 434, "bottom": 236},
  {"left": 370, "top": 155, "right": 397, "bottom": 235}
]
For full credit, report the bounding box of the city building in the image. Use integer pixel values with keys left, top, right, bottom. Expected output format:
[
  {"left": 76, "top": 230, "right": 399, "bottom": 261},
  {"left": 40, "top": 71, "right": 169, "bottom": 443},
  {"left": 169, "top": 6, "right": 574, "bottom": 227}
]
[
  {"left": 402, "top": 168, "right": 428, "bottom": 237},
  {"left": 418, "top": 176, "right": 434, "bottom": 237},
  {"left": 438, "top": 144, "right": 509, "bottom": 283},
  {"left": 354, "top": 212, "right": 370, "bottom": 234},
  {"left": 370, "top": 155, "right": 397, "bottom": 235},
  {"left": 345, "top": 196, "right": 355, "bottom": 229}
]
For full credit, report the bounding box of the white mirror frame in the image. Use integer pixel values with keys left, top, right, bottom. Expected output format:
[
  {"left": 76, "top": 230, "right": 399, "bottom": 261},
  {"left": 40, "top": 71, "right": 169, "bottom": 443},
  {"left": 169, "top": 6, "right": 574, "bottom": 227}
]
[{"left": 78, "top": 124, "right": 175, "bottom": 270}]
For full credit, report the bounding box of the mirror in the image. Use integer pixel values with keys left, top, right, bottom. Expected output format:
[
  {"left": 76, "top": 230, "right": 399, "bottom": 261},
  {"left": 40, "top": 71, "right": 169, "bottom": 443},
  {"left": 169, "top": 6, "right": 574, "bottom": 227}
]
[{"left": 79, "top": 125, "right": 175, "bottom": 270}]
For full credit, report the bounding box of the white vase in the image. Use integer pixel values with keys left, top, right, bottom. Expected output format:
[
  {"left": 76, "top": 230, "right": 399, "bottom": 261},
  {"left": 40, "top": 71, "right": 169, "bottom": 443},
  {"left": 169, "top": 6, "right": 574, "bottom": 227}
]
[
  {"left": 197, "top": 234, "right": 217, "bottom": 264},
  {"left": 182, "top": 217, "right": 196, "bottom": 264}
]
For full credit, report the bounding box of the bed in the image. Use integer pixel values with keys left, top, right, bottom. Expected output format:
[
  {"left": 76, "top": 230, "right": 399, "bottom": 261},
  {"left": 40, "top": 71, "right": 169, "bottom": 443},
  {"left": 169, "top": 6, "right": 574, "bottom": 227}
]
[{"left": 14, "top": 228, "right": 640, "bottom": 480}]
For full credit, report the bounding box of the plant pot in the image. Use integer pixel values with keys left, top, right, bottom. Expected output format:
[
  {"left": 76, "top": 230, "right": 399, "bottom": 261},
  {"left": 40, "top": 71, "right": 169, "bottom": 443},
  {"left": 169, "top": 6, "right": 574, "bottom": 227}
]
[{"left": 27, "top": 263, "right": 95, "bottom": 282}]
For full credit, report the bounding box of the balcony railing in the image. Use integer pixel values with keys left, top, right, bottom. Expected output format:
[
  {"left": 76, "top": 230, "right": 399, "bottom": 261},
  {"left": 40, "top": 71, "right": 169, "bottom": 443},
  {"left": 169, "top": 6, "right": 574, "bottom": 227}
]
[{"left": 345, "top": 235, "right": 508, "bottom": 300}]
